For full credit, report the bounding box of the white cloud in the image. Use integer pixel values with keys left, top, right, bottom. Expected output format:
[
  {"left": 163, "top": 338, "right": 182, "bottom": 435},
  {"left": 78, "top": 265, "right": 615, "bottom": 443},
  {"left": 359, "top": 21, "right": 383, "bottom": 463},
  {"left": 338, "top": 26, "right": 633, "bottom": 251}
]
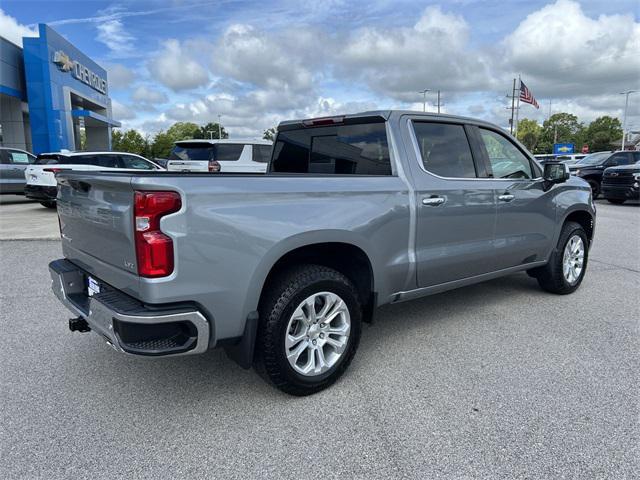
[
  {"left": 111, "top": 99, "right": 136, "bottom": 120},
  {"left": 97, "top": 19, "right": 135, "bottom": 55},
  {"left": 0, "top": 9, "right": 37, "bottom": 47},
  {"left": 337, "top": 6, "right": 495, "bottom": 101},
  {"left": 148, "top": 39, "right": 209, "bottom": 91},
  {"left": 211, "top": 24, "right": 320, "bottom": 94},
  {"left": 131, "top": 85, "right": 168, "bottom": 104},
  {"left": 104, "top": 63, "right": 135, "bottom": 89},
  {"left": 502, "top": 0, "right": 640, "bottom": 97}
]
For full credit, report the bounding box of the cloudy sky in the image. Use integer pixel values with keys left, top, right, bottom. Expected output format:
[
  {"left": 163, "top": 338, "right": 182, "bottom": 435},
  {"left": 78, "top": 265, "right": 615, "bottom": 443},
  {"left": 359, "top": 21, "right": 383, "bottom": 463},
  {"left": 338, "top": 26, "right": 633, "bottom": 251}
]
[{"left": 1, "top": 0, "right": 638, "bottom": 138}]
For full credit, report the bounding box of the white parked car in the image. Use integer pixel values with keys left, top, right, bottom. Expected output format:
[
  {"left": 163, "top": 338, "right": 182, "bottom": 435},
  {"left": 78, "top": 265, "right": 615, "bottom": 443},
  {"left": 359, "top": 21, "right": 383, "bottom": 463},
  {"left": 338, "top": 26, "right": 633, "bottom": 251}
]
[
  {"left": 166, "top": 139, "right": 272, "bottom": 173},
  {"left": 25, "top": 151, "right": 163, "bottom": 208}
]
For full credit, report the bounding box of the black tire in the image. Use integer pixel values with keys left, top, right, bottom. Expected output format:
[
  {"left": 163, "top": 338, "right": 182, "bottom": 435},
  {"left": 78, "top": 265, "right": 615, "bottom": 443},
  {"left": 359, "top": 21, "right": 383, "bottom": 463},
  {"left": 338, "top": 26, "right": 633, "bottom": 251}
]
[
  {"left": 256, "top": 264, "right": 362, "bottom": 396},
  {"left": 606, "top": 198, "right": 625, "bottom": 205},
  {"left": 534, "top": 221, "right": 589, "bottom": 294},
  {"left": 40, "top": 201, "right": 56, "bottom": 209},
  {"left": 586, "top": 179, "right": 600, "bottom": 199}
]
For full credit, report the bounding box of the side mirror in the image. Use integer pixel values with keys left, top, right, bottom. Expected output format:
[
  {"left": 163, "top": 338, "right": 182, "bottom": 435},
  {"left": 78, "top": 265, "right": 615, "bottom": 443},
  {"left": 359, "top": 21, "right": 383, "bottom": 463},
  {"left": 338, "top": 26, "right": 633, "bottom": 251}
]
[{"left": 543, "top": 161, "right": 570, "bottom": 186}]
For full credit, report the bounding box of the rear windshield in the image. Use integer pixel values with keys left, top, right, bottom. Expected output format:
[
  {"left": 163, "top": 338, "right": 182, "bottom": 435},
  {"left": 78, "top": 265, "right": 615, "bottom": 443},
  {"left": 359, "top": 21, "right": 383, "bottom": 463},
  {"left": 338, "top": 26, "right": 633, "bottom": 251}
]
[
  {"left": 169, "top": 143, "right": 244, "bottom": 162},
  {"left": 270, "top": 121, "right": 391, "bottom": 175}
]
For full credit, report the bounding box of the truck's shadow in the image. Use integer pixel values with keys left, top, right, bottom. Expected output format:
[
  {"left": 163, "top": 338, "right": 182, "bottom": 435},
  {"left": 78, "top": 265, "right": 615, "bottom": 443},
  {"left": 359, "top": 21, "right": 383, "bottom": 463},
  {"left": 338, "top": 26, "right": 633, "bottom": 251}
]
[{"left": 69, "top": 272, "right": 543, "bottom": 401}]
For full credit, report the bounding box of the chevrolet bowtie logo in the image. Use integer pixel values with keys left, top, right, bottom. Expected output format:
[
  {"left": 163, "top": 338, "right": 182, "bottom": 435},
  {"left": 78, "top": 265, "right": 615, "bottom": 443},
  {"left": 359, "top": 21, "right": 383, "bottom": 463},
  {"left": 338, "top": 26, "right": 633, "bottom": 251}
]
[{"left": 53, "top": 50, "right": 74, "bottom": 72}]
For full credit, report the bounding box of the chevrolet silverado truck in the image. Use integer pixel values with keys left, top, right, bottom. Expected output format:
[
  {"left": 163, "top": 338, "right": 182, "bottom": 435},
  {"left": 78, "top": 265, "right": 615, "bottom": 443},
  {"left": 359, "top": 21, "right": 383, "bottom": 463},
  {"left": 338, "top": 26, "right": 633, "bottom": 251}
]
[{"left": 49, "top": 111, "right": 595, "bottom": 395}]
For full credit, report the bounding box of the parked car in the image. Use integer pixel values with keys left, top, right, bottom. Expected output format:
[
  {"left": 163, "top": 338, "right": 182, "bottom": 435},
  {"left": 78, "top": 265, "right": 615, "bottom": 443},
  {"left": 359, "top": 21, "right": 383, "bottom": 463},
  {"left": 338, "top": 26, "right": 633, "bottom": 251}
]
[
  {"left": 601, "top": 161, "right": 640, "bottom": 204},
  {"left": 534, "top": 154, "right": 557, "bottom": 162},
  {"left": 556, "top": 154, "right": 586, "bottom": 164},
  {"left": 49, "top": 111, "right": 595, "bottom": 396},
  {"left": 25, "top": 151, "right": 163, "bottom": 208},
  {"left": 166, "top": 139, "right": 272, "bottom": 173},
  {"left": 569, "top": 150, "right": 640, "bottom": 198},
  {"left": 0, "top": 147, "right": 36, "bottom": 194}
]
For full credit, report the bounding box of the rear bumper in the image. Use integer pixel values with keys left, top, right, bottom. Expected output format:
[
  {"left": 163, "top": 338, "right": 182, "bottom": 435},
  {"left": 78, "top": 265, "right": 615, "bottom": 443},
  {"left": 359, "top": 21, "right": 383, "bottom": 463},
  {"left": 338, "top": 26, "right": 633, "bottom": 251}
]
[
  {"left": 601, "top": 184, "right": 639, "bottom": 200},
  {"left": 25, "top": 184, "right": 57, "bottom": 201},
  {"left": 49, "top": 259, "right": 210, "bottom": 357}
]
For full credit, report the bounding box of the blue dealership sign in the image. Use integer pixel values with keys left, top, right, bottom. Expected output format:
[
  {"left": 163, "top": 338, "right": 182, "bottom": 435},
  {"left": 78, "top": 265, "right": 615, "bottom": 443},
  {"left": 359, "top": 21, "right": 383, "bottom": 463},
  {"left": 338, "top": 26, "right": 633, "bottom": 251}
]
[
  {"left": 22, "top": 24, "right": 119, "bottom": 153},
  {"left": 553, "top": 143, "right": 574, "bottom": 155}
]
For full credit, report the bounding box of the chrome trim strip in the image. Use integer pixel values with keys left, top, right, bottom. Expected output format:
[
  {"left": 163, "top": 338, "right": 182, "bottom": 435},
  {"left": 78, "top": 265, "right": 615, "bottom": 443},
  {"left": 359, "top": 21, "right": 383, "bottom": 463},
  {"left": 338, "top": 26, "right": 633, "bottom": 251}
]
[
  {"left": 405, "top": 117, "right": 543, "bottom": 182},
  {"left": 389, "top": 261, "right": 547, "bottom": 303}
]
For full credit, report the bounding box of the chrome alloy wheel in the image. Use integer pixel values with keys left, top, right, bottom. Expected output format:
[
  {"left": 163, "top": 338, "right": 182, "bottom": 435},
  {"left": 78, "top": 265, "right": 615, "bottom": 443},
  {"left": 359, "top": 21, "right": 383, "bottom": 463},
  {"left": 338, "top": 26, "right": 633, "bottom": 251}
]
[
  {"left": 563, "top": 234, "right": 585, "bottom": 285},
  {"left": 285, "top": 292, "right": 351, "bottom": 377}
]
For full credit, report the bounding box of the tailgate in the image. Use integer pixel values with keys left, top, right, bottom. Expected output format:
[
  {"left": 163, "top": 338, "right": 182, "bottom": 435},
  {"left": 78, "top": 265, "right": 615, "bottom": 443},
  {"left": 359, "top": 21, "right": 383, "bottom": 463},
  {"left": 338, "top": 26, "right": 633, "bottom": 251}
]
[
  {"left": 25, "top": 166, "right": 55, "bottom": 186},
  {"left": 56, "top": 172, "right": 139, "bottom": 287}
]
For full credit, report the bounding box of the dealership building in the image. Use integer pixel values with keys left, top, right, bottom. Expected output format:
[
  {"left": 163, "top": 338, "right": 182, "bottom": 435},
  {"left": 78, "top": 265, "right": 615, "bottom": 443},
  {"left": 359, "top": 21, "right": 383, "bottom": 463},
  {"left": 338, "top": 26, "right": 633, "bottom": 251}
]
[{"left": 0, "top": 24, "right": 120, "bottom": 154}]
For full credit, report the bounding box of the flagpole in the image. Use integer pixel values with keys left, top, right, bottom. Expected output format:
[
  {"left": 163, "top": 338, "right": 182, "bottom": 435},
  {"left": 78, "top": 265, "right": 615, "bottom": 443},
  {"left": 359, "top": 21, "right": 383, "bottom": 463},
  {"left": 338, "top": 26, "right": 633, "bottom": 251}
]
[
  {"left": 509, "top": 78, "right": 516, "bottom": 134},
  {"left": 514, "top": 75, "right": 521, "bottom": 137}
]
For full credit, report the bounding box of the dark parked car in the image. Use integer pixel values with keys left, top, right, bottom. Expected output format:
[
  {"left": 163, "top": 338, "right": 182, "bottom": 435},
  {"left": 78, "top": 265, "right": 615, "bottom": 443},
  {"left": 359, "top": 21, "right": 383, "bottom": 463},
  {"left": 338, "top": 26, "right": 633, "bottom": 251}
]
[
  {"left": 601, "top": 162, "right": 640, "bottom": 204},
  {"left": 0, "top": 147, "right": 36, "bottom": 194},
  {"left": 569, "top": 151, "right": 640, "bottom": 198}
]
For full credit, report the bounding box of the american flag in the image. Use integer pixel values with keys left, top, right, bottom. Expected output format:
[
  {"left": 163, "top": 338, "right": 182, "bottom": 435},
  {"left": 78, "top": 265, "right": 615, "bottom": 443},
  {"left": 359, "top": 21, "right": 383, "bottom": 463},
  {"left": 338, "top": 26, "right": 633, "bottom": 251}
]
[{"left": 519, "top": 80, "right": 539, "bottom": 109}]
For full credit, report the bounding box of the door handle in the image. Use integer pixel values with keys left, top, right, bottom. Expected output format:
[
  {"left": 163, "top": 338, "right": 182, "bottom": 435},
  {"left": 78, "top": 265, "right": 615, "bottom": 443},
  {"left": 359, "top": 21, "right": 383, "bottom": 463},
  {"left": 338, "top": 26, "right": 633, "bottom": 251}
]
[
  {"left": 498, "top": 193, "right": 515, "bottom": 202},
  {"left": 422, "top": 196, "right": 445, "bottom": 206}
]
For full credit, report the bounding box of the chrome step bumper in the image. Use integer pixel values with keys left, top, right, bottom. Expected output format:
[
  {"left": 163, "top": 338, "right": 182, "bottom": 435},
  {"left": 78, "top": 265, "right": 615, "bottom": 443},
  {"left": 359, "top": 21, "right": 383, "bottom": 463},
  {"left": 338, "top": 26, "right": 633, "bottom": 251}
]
[{"left": 49, "top": 259, "right": 210, "bottom": 357}]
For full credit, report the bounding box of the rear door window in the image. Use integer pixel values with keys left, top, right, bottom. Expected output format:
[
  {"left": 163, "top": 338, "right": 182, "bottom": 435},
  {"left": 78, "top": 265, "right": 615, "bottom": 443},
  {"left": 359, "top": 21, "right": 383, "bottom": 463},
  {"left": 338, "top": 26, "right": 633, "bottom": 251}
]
[
  {"left": 608, "top": 152, "right": 632, "bottom": 166},
  {"left": 413, "top": 122, "right": 477, "bottom": 178},
  {"left": 478, "top": 128, "right": 533, "bottom": 179},
  {"left": 252, "top": 145, "right": 272, "bottom": 163},
  {"left": 69, "top": 155, "right": 119, "bottom": 168},
  {"left": 271, "top": 121, "right": 391, "bottom": 175}
]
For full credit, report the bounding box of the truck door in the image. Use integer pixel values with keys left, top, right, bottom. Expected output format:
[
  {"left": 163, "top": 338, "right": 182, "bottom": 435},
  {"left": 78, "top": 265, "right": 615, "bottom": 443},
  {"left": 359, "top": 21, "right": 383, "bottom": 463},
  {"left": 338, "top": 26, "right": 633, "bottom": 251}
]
[
  {"left": 402, "top": 118, "right": 498, "bottom": 287},
  {"left": 471, "top": 126, "right": 556, "bottom": 270}
]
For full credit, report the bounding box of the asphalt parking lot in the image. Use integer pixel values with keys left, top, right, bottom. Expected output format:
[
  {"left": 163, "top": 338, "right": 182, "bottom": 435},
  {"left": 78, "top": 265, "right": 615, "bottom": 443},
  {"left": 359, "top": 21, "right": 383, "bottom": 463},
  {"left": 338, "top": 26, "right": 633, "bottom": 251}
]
[{"left": 1, "top": 199, "right": 638, "bottom": 479}]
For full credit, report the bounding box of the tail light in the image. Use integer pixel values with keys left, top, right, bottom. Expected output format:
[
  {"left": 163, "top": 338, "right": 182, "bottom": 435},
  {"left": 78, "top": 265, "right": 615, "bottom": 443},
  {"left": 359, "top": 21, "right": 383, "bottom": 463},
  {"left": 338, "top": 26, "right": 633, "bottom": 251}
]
[
  {"left": 44, "top": 168, "right": 70, "bottom": 173},
  {"left": 134, "top": 191, "right": 182, "bottom": 278},
  {"left": 208, "top": 160, "right": 221, "bottom": 173}
]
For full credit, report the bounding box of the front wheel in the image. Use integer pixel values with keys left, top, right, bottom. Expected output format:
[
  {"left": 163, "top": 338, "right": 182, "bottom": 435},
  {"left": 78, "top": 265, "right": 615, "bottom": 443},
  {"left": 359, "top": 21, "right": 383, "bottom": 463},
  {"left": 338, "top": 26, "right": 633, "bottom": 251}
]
[
  {"left": 607, "top": 198, "right": 625, "bottom": 205},
  {"left": 256, "top": 265, "right": 362, "bottom": 396},
  {"left": 534, "top": 221, "right": 589, "bottom": 294},
  {"left": 586, "top": 179, "right": 600, "bottom": 199},
  {"left": 40, "top": 201, "right": 56, "bottom": 209}
]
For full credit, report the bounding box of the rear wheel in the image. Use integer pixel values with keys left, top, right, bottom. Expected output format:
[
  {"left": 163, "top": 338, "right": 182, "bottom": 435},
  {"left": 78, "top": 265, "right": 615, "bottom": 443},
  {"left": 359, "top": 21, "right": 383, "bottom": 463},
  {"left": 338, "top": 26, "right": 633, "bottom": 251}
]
[
  {"left": 256, "top": 264, "right": 362, "bottom": 396},
  {"left": 607, "top": 198, "right": 625, "bottom": 205},
  {"left": 40, "top": 201, "right": 56, "bottom": 209},
  {"left": 586, "top": 179, "right": 600, "bottom": 199},
  {"left": 534, "top": 221, "right": 588, "bottom": 294}
]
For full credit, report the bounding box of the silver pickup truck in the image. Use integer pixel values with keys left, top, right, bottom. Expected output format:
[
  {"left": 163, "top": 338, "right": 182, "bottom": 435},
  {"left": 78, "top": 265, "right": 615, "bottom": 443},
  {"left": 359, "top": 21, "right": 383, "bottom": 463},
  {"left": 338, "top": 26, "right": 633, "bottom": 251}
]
[{"left": 49, "top": 111, "right": 595, "bottom": 395}]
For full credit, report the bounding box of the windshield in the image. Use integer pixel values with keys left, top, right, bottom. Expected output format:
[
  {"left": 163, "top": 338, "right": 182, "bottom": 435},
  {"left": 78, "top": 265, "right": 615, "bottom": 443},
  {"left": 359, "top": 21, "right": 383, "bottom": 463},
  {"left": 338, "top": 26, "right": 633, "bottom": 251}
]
[{"left": 575, "top": 152, "right": 610, "bottom": 166}]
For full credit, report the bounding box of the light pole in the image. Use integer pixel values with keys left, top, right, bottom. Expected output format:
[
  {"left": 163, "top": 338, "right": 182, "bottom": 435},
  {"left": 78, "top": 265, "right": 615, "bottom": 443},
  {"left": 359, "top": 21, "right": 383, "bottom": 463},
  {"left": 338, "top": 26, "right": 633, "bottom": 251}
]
[
  {"left": 217, "top": 114, "right": 222, "bottom": 139},
  {"left": 620, "top": 90, "right": 637, "bottom": 150},
  {"left": 418, "top": 89, "right": 430, "bottom": 112}
]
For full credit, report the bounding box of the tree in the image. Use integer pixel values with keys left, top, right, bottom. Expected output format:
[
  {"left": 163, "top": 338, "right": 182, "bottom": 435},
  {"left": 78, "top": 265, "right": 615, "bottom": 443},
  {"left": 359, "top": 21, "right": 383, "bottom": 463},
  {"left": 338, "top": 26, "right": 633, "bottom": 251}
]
[
  {"left": 166, "top": 122, "right": 200, "bottom": 141},
  {"left": 194, "top": 122, "right": 228, "bottom": 139},
  {"left": 112, "top": 129, "right": 148, "bottom": 156},
  {"left": 516, "top": 118, "right": 542, "bottom": 152},
  {"left": 538, "top": 113, "right": 585, "bottom": 154},
  {"left": 263, "top": 127, "right": 277, "bottom": 141},
  {"left": 584, "top": 116, "right": 622, "bottom": 152},
  {"left": 150, "top": 131, "right": 175, "bottom": 159}
]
